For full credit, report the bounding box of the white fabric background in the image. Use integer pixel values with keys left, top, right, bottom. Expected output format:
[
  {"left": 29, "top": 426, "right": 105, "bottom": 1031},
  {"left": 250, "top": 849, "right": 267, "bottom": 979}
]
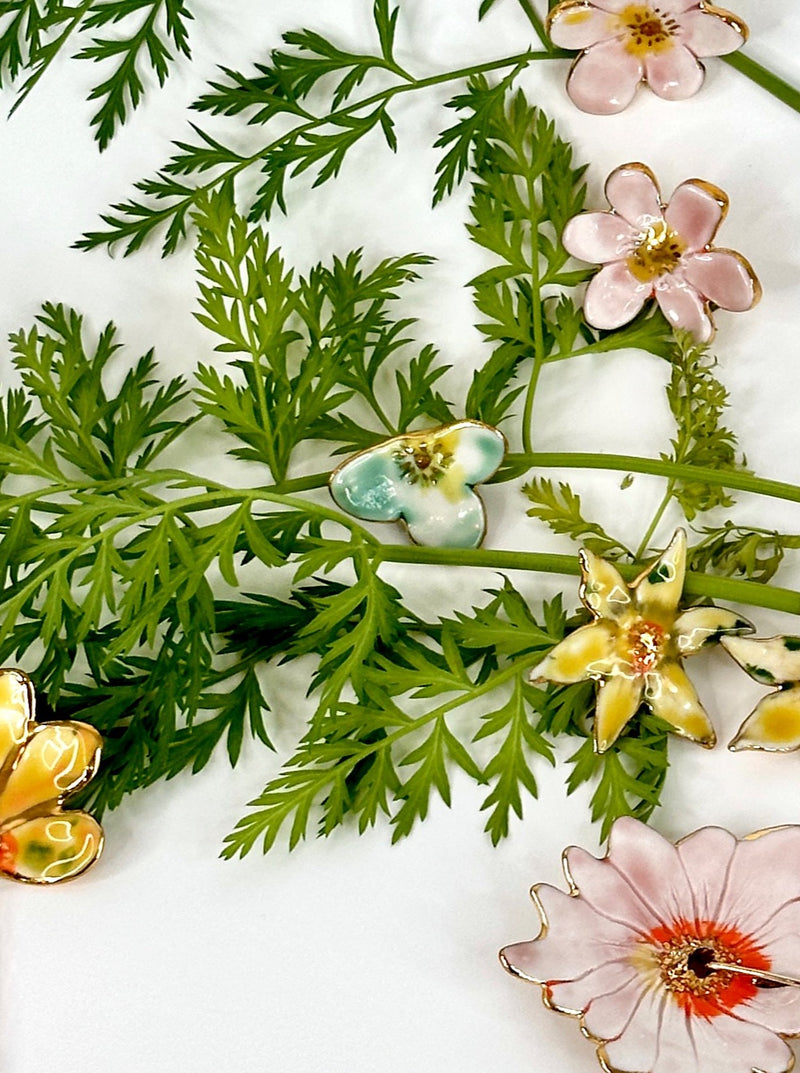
[{"left": 2, "top": 2, "right": 800, "bottom": 1070}]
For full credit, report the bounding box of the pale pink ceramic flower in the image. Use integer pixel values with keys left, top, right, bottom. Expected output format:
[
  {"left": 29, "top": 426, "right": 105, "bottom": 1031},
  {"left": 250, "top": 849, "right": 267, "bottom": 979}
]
[
  {"left": 547, "top": 1, "right": 748, "bottom": 114},
  {"left": 563, "top": 162, "right": 760, "bottom": 340},
  {"left": 501, "top": 817, "right": 800, "bottom": 1073}
]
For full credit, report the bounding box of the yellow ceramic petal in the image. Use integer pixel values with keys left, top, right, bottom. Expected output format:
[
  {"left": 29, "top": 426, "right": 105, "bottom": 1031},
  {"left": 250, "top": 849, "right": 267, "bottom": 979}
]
[
  {"left": 722, "top": 634, "right": 800, "bottom": 686},
  {"left": 579, "top": 549, "right": 632, "bottom": 622},
  {"left": 634, "top": 529, "right": 687, "bottom": 619},
  {"left": 0, "top": 722, "right": 102, "bottom": 823},
  {"left": 645, "top": 661, "right": 716, "bottom": 746},
  {"left": 594, "top": 673, "right": 644, "bottom": 753},
  {"left": 674, "top": 606, "right": 753, "bottom": 657},
  {"left": 0, "top": 811, "right": 103, "bottom": 883},
  {"left": 530, "top": 622, "right": 618, "bottom": 685},
  {"left": 729, "top": 687, "right": 800, "bottom": 752},
  {"left": 0, "top": 669, "right": 34, "bottom": 770}
]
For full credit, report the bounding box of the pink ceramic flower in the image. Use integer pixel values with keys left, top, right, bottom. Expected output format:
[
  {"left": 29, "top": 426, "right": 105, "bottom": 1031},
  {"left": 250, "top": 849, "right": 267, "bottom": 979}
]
[
  {"left": 563, "top": 162, "right": 760, "bottom": 340},
  {"left": 547, "top": 1, "right": 748, "bottom": 114},
  {"left": 501, "top": 817, "right": 800, "bottom": 1073}
]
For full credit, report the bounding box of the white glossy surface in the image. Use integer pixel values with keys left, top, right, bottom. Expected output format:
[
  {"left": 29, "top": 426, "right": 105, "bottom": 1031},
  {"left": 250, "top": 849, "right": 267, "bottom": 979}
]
[{"left": 2, "top": 2, "right": 800, "bottom": 1071}]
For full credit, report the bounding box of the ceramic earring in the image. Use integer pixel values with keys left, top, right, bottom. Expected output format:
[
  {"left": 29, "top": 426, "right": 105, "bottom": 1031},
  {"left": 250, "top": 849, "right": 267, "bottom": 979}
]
[
  {"left": 722, "top": 634, "right": 800, "bottom": 752},
  {"left": 329, "top": 420, "right": 506, "bottom": 549},
  {"left": 0, "top": 668, "right": 103, "bottom": 884},
  {"left": 530, "top": 528, "right": 753, "bottom": 752},
  {"left": 501, "top": 816, "right": 800, "bottom": 1073}
]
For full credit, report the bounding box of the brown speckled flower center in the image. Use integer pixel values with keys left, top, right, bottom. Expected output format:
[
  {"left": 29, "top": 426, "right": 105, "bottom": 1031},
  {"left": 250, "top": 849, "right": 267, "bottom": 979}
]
[
  {"left": 627, "top": 221, "right": 686, "bottom": 283},
  {"left": 657, "top": 938, "right": 733, "bottom": 996},
  {"left": 625, "top": 620, "right": 666, "bottom": 674},
  {"left": 394, "top": 441, "right": 453, "bottom": 486},
  {"left": 620, "top": 5, "right": 680, "bottom": 57}
]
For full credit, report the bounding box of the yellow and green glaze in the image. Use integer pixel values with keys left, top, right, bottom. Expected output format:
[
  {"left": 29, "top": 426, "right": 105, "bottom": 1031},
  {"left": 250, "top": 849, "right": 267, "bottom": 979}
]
[{"left": 723, "top": 635, "right": 800, "bottom": 752}]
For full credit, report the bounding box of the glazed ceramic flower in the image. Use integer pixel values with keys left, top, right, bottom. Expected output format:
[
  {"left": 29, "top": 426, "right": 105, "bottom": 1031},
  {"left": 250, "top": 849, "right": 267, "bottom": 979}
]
[
  {"left": 501, "top": 817, "right": 800, "bottom": 1073},
  {"left": 529, "top": 528, "right": 752, "bottom": 752},
  {"left": 0, "top": 669, "right": 103, "bottom": 883},
  {"left": 547, "top": 1, "right": 748, "bottom": 114},
  {"left": 563, "top": 162, "right": 760, "bottom": 341},
  {"left": 722, "top": 634, "right": 800, "bottom": 752},
  {"left": 328, "top": 421, "right": 506, "bottom": 548}
]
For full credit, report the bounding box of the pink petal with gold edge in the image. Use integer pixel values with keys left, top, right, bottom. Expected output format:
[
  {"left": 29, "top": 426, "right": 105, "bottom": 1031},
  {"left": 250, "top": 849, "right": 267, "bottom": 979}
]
[
  {"left": 599, "top": 987, "right": 666, "bottom": 1072},
  {"left": 1, "top": 811, "right": 103, "bottom": 883},
  {"left": 644, "top": 44, "right": 706, "bottom": 101},
  {"left": 738, "top": 987, "right": 800, "bottom": 1040},
  {"left": 594, "top": 672, "right": 643, "bottom": 752},
  {"left": 604, "top": 816, "right": 695, "bottom": 925},
  {"left": 564, "top": 843, "right": 658, "bottom": 935},
  {"left": 683, "top": 249, "right": 759, "bottom": 311},
  {"left": 684, "top": 1013, "right": 794, "bottom": 1073},
  {"left": 547, "top": 2, "right": 620, "bottom": 49},
  {"left": 0, "top": 721, "right": 102, "bottom": 821},
  {"left": 655, "top": 277, "right": 714, "bottom": 340},
  {"left": 549, "top": 959, "right": 637, "bottom": 1016},
  {"left": 718, "top": 828, "right": 800, "bottom": 939},
  {"left": 583, "top": 261, "right": 650, "bottom": 329},
  {"left": 605, "top": 163, "right": 662, "bottom": 227},
  {"left": 582, "top": 971, "right": 649, "bottom": 1041},
  {"left": 563, "top": 211, "right": 637, "bottom": 265},
  {"left": 675, "top": 825, "right": 737, "bottom": 921},
  {"left": 681, "top": 8, "right": 748, "bottom": 57},
  {"left": 566, "top": 39, "right": 643, "bottom": 115},
  {"left": 665, "top": 179, "right": 728, "bottom": 251}
]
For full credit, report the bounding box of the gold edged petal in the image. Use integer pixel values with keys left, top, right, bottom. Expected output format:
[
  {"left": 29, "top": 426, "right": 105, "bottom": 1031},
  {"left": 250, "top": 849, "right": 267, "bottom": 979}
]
[
  {"left": 579, "top": 549, "right": 633, "bottom": 622},
  {"left": 728, "top": 687, "right": 800, "bottom": 753},
  {"left": 633, "top": 528, "right": 687, "bottom": 618},
  {"left": 0, "top": 669, "right": 35, "bottom": 772},
  {"left": 645, "top": 661, "right": 716, "bottom": 747},
  {"left": 530, "top": 621, "right": 618, "bottom": 685},
  {"left": 0, "top": 721, "right": 102, "bottom": 823},
  {"left": 0, "top": 811, "right": 103, "bottom": 884},
  {"left": 594, "top": 673, "right": 643, "bottom": 753},
  {"left": 674, "top": 606, "right": 754, "bottom": 657},
  {"left": 722, "top": 635, "right": 800, "bottom": 686}
]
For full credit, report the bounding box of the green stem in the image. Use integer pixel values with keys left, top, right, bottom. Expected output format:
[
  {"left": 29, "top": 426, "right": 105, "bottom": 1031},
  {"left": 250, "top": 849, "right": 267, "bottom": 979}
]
[
  {"left": 722, "top": 52, "right": 800, "bottom": 115},
  {"left": 521, "top": 142, "right": 546, "bottom": 453},
  {"left": 514, "top": 0, "right": 551, "bottom": 50},
  {"left": 634, "top": 482, "right": 674, "bottom": 561}
]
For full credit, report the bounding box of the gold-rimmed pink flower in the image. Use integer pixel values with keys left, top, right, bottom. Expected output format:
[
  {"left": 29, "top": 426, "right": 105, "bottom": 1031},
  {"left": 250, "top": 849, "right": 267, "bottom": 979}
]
[
  {"left": 547, "top": 1, "right": 748, "bottom": 115},
  {"left": 0, "top": 669, "right": 103, "bottom": 884},
  {"left": 529, "top": 529, "right": 752, "bottom": 752}
]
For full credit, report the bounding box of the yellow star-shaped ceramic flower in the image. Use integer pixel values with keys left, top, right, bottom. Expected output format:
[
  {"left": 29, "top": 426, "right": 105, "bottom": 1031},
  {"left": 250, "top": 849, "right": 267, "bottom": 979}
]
[{"left": 530, "top": 529, "right": 753, "bottom": 752}]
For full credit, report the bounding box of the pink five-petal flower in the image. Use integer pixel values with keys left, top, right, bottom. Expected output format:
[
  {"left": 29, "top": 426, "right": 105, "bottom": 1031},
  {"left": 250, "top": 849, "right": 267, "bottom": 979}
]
[
  {"left": 500, "top": 817, "right": 800, "bottom": 1073},
  {"left": 547, "top": 1, "right": 748, "bottom": 114},
  {"left": 563, "top": 162, "right": 760, "bottom": 341}
]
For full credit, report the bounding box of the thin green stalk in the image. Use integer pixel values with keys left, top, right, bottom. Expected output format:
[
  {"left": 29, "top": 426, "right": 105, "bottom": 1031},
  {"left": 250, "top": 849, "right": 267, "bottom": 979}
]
[
  {"left": 520, "top": 144, "right": 546, "bottom": 453},
  {"left": 723, "top": 52, "right": 800, "bottom": 115},
  {"left": 514, "top": 0, "right": 551, "bottom": 50},
  {"left": 634, "top": 482, "right": 674, "bottom": 561}
]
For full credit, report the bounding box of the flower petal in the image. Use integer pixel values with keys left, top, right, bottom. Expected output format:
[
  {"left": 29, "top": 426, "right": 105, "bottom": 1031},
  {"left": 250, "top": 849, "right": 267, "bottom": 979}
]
[
  {"left": 564, "top": 843, "right": 658, "bottom": 934},
  {"left": 634, "top": 528, "right": 686, "bottom": 618},
  {"left": 683, "top": 249, "right": 760, "bottom": 311},
  {"left": 530, "top": 621, "right": 618, "bottom": 685},
  {"left": 644, "top": 43, "right": 706, "bottom": 101},
  {"left": 0, "top": 811, "right": 102, "bottom": 884},
  {"left": 599, "top": 987, "right": 666, "bottom": 1070},
  {"left": 547, "top": 1, "right": 621, "bottom": 49},
  {"left": 737, "top": 987, "right": 800, "bottom": 1040},
  {"left": 684, "top": 1011, "right": 793, "bottom": 1073},
  {"left": 718, "top": 828, "right": 800, "bottom": 940},
  {"left": 563, "top": 211, "right": 637, "bottom": 265},
  {"left": 0, "top": 669, "right": 34, "bottom": 767},
  {"left": 447, "top": 421, "right": 506, "bottom": 484},
  {"left": 579, "top": 548, "right": 633, "bottom": 622},
  {"left": 583, "top": 261, "right": 650, "bottom": 330},
  {"left": 605, "top": 163, "right": 663, "bottom": 227},
  {"left": 404, "top": 486, "right": 487, "bottom": 548},
  {"left": 499, "top": 881, "right": 635, "bottom": 986},
  {"left": 604, "top": 816, "right": 695, "bottom": 926},
  {"left": 582, "top": 970, "right": 647, "bottom": 1041},
  {"left": 680, "top": 8, "right": 748, "bottom": 57},
  {"left": 645, "top": 661, "right": 716, "bottom": 746},
  {"left": 665, "top": 179, "right": 728, "bottom": 251},
  {"left": 595, "top": 672, "right": 644, "bottom": 752},
  {"left": 0, "top": 722, "right": 102, "bottom": 822},
  {"left": 675, "top": 825, "right": 738, "bottom": 922},
  {"left": 329, "top": 448, "right": 403, "bottom": 521},
  {"left": 550, "top": 959, "right": 638, "bottom": 1018},
  {"left": 655, "top": 275, "right": 715, "bottom": 340},
  {"left": 728, "top": 687, "right": 800, "bottom": 753},
  {"left": 674, "top": 606, "right": 753, "bottom": 657},
  {"left": 722, "top": 635, "right": 800, "bottom": 686},
  {"left": 565, "top": 39, "right": 643, "bottom": 115}
]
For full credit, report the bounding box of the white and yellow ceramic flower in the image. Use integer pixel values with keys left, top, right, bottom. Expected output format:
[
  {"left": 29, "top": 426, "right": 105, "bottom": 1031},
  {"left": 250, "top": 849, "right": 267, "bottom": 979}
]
[
  {"left": 0, "top": 669, "right": 103, "bottom": 884},
  {"left": 329, "top": 421, "right": 506, "bottom": 549},
  {"left": 530, "top": 529, "right": 753, "bottom": 752},
  {"left": 722, "top": 634, "right": 800, "bottom": 752}
]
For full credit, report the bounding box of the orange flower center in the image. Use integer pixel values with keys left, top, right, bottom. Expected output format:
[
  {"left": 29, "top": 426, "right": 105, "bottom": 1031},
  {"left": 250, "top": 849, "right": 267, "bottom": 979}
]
[
  {"left": 627, "top": 220, "right": 686, "bottom": 283},
  {"left": 619, "top": 5, "right": 680, "bottom": 57},
  {"left": 637, "top": 918, "right": 770, "bottom": 1017},
  {"left": 0, "top": 830, "right": 18, "bottom": 874},
  {"left": 625, "top": 619, "right": 666, "bottom": 674}
]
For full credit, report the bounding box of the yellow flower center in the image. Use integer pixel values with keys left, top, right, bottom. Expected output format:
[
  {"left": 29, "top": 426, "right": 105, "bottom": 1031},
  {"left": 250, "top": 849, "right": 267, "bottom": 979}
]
[
  {"left": 394, "top": 439, "right": 453, "bottom": 486},
  {"left": 625, "top": 619, "right": 666, "bottom": 675},
  {"left": 619, "top": 5, "right": 680, "bottom": 57},
  {"left": 626, "top": 220, "right": 686, "bottom": 283}
]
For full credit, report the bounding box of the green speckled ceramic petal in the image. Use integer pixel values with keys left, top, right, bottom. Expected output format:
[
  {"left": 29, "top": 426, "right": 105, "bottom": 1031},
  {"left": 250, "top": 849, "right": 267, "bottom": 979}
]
[
  {"left": 722, "top": 635, "right": 800, "bottom": 685},
  {"left": 329, "top": 449, "right": 403, "bottom": 522},
  {"left": 402, "top": 485, "right": 487, "bottom": 548},
  {"left": 634, "top": 528, "right": 687, "bottom": 618},
  {"left": 0, "top": 811, "right": 103, "bottom": 883},
  {"left": 451, "top": 421, "right": 506, "bottom": 483},
  {"left": 674, "top": 606, "right": 754, "bottom": 656}
]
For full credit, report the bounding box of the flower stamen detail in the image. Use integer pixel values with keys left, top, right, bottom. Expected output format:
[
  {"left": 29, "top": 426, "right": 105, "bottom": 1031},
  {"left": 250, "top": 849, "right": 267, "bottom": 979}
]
[
  {"left": 625, "top": 619, "right": 666, "bottom": 674},
  {"left": 621, "top": 5, "right": 680, "bottom": 56},
  {"left": 627, "top": 221, "right": 686, "bottom": 283},
  {"left": 394, "top": 440, "right": 454, "bottom": 486}
]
